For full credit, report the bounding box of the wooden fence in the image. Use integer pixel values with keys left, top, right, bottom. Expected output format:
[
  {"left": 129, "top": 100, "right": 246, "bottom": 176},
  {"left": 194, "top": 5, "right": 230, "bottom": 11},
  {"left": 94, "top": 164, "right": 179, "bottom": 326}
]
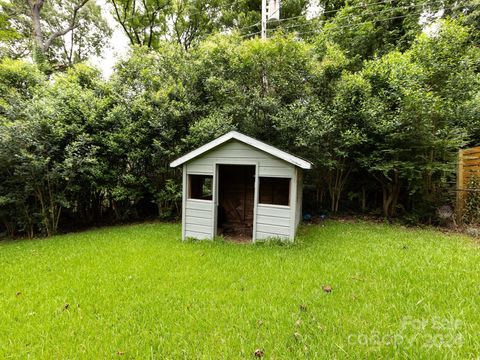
[{"left": 456, "top": 146, "right": 480, "bottom": 219}]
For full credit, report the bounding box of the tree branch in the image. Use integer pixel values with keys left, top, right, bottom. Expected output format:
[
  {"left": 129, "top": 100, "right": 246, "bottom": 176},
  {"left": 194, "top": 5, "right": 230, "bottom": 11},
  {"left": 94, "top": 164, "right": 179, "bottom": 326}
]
[
  {"left": 146, "top": 1, "right": 169, "bottom": 48},
  {"left": 111, "top": 0, "right": 135, "bottom": 45},
  {"left": 44, "top": 0, "right": 89, "bottom": 52}
]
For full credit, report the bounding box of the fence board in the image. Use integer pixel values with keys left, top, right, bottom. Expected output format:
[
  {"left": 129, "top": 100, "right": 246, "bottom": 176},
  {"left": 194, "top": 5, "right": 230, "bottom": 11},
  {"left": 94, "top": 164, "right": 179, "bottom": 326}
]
[
  {"left": 463, "top": 148, "right": 480, "bottom": 155},
  {"left": 457, "top": 146, "right": 480, "bottom": 220}
]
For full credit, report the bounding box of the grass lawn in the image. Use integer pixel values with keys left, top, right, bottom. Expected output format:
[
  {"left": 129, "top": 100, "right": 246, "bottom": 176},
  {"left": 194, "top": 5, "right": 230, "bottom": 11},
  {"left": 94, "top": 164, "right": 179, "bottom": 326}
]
[{"left": 0, "top": 221, "right": 479, "bottom": 359}]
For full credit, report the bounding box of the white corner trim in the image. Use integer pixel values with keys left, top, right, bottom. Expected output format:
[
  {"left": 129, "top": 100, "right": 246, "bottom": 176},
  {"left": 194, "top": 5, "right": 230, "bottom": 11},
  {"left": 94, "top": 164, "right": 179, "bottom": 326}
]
[{"left": 170, "top": 131, "right": 312, "bottom": 169}]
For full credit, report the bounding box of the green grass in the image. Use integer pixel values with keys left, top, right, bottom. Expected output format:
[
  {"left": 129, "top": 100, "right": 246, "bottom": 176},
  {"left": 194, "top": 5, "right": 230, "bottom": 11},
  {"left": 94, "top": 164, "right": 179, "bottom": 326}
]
[{"left": 0, "top": 221, "right": 479, "bottom": 359}]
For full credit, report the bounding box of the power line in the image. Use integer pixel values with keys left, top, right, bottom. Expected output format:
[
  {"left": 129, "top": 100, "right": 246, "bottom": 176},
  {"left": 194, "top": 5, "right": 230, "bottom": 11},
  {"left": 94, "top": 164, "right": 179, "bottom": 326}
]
[
  {"left": 240, "top": 0, "right": 399, "bottom": 35},
  {"left": 176, "top": 0, "right": 426, "bottom": 38},
  {"left": 283, "top": 3, "right": 474, "bottom": 38},
  {"left": 271, "top": 0, "right": 445, "bottom": 33},
  {"left": 241, "top": 31, "right": 261, "bottom": 38},
  {"left": 240, "top": 2, "right": 474, "bottom": 39},
  {"left": 270, "top": 0, "right": 407, "bottom": 25},
  {"left": 237, "top": 21, "right": 261, "bottom": 32}
]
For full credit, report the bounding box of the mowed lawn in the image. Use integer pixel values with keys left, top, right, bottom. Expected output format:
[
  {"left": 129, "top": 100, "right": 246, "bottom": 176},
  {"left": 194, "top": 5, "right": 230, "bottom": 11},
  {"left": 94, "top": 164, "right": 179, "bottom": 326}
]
[{"left": 0, "top": 221, "right": 479, "bottom": 359}]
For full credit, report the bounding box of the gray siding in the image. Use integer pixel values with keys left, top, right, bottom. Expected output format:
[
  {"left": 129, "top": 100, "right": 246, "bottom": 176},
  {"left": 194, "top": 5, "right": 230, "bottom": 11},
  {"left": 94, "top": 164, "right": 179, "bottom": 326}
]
[
  {"left": 295, "top": 169, "right": 303, "bottom": 229},
  {"left": 255, "top": 204, "right": 291, "bottom": 240},
  {"left": 184, "top": 199, "right": 213, "bottom": 239},
  {"left": 182, "top": 139, "right": 302, "bottom": 241},
  {"left": 187, "top": 140, "right": 295, "bottom": 178}
]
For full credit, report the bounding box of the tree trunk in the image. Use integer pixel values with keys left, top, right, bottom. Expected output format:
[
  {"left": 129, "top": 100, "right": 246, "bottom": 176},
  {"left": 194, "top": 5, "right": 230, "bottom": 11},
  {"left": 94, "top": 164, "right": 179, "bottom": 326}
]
[
  {"left": 327, "top": 165, "right": 351, "bottom": 213},
  {"left": 29, "top": 0, "right": 46, "bottom": 54},
  {"left": 361, "top": 186, "right": 366, "bottom": 212},
  {"left": 380, "top": 172, "right": 401, "bottom": 218},
  {"left": 27, "top": 0, "right": 89, "bottom": 64}
]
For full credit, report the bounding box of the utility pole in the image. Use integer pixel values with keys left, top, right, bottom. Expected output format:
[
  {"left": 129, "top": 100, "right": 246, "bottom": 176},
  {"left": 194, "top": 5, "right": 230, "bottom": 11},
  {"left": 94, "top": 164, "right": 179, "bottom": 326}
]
[
  {"left": 261, "top": 0, "right": 267, "bottom": 39},
  {"left": 261, "top": 0, "right": 280, "bottom": 40}
]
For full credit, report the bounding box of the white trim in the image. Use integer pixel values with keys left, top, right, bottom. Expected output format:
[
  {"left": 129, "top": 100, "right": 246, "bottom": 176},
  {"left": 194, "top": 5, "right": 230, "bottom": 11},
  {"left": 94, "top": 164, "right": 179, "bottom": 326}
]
[
  {"left": 289, "top": 167, "right": 298, "bottom": 241},
  {"left": 181, "top": 164, "right": 187, "bottom": 240},
  {"left": 170, "top": 131, "right": 311, "bottom": 169},
  {"left": 256, "top": 203, "right": 290, "bottom": 209},
  {"left": 212, "top": 163, "right": 218, "bottom": 238},
  {"left": 253, "top": 162, "right": 259, "bottom": 243},
  {"left": 186, "top": 198, "right": 213, "bottom": 204}
]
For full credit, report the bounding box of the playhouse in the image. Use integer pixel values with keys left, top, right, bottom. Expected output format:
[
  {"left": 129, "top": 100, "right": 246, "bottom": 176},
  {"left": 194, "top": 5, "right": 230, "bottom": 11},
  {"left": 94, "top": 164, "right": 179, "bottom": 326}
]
[{"left": 170, "top": 131, "right": 311, "bottom": 241}]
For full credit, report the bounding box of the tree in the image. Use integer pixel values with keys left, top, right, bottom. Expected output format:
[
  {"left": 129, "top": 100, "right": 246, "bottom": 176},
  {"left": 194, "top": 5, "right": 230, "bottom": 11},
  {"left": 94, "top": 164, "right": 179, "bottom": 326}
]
[
  {"left": 2, "top": 0, "right": 111, "bottom": 69},
  {"left": 108, "top": 44, "right": 193, "bottom": 218},
  {"left": 0, "top": 58, "right": 45, "bottom": 122},
  {"left": 0, "top": 62, "right": 113, "bottom": 236},
  {"left": 109, "top": 0, "right": 312, "bottom": 50},
  {"left": 109, "top": 0, "right": 171, "bottom": 48},
  {"left": 357, "top": 20, "right": 478, "bottom": 218},
  {"left": 0, "top": 1, "right": 22, "bottom": 57}
]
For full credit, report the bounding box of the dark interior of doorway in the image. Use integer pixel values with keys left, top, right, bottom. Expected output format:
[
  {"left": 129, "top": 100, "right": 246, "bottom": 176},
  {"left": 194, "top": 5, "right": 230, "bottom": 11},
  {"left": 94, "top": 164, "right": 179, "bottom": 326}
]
[{"left": 217, "top": 165, "right": 255, "bottom": 240}]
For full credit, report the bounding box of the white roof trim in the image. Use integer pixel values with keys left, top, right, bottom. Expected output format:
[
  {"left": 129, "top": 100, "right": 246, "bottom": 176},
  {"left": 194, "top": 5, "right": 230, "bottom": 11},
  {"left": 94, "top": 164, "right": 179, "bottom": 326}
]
[{"left": 170, "top": 131, "right": 312, "bottom": 169}]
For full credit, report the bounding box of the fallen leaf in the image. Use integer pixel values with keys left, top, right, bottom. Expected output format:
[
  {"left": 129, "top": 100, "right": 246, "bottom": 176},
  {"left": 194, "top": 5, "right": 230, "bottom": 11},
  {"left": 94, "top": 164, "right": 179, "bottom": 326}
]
[
  {"left": 254, "top": 349, "right": 264, "bottom": 358},
  {"left": 116, "top": 351, "right": 125, "bottom": 356},
  {"left": 322, "top": 285, "right": 332, "bottom": 293}
]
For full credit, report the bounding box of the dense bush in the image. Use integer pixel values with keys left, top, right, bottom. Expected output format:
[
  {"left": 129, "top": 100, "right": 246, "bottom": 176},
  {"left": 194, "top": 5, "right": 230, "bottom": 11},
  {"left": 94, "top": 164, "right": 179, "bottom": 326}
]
[{"left": 0, "top": 18, "right": 479, "bottom": 237}]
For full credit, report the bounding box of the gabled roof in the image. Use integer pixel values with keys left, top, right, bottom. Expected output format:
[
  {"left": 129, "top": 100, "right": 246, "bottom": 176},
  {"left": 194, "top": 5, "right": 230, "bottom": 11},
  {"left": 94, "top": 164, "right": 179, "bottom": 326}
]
[{"left": 170, "top": 131, "right": 312, "bottom": 169}]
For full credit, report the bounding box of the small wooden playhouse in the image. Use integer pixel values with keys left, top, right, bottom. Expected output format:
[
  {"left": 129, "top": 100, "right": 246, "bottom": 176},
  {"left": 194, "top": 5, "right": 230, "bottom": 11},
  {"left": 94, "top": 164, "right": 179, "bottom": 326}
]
[{"left": 170, "top": 131, "right": 311, "bottom": 241}]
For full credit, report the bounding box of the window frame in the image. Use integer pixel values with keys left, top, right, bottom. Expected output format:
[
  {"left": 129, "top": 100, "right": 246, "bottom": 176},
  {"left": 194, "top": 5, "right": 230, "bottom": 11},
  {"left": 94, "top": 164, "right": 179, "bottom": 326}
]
[
  {"left": 258, "top": 176, "right": 291, "bottom": 207},
  {"left": 187, "top": 174, "right": 213, "bottom": 202}
]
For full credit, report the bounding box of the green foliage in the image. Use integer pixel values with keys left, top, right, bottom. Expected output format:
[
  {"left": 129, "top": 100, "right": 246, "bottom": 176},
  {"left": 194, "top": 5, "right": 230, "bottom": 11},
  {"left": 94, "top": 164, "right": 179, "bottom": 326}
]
[
  {"left": 0, "top": 1, "right": 21, "bottom": 54},
  {"left": 0, "top": 6, "right": 479, "bottom": 236},
  {"left": 156, "top": 179, "right": 182, "bottom": 219},
  {"left": 0, "top": 59, "right": 45, "bottom": 121},
  {"left": 463, "top": 178, "right": 480, "bottom": 224},
  {"left": 184, "top": 112, "right": 236, "bottom": 148},
  {"left": 354, "top": 20, "right": 478, "bottom": 217}
]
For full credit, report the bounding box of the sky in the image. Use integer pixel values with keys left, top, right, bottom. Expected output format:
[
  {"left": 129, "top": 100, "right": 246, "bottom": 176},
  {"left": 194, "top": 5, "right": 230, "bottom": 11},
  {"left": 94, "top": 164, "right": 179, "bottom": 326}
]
[{"left": 89, "top": 0, "right": 130, "bottom": 78}]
